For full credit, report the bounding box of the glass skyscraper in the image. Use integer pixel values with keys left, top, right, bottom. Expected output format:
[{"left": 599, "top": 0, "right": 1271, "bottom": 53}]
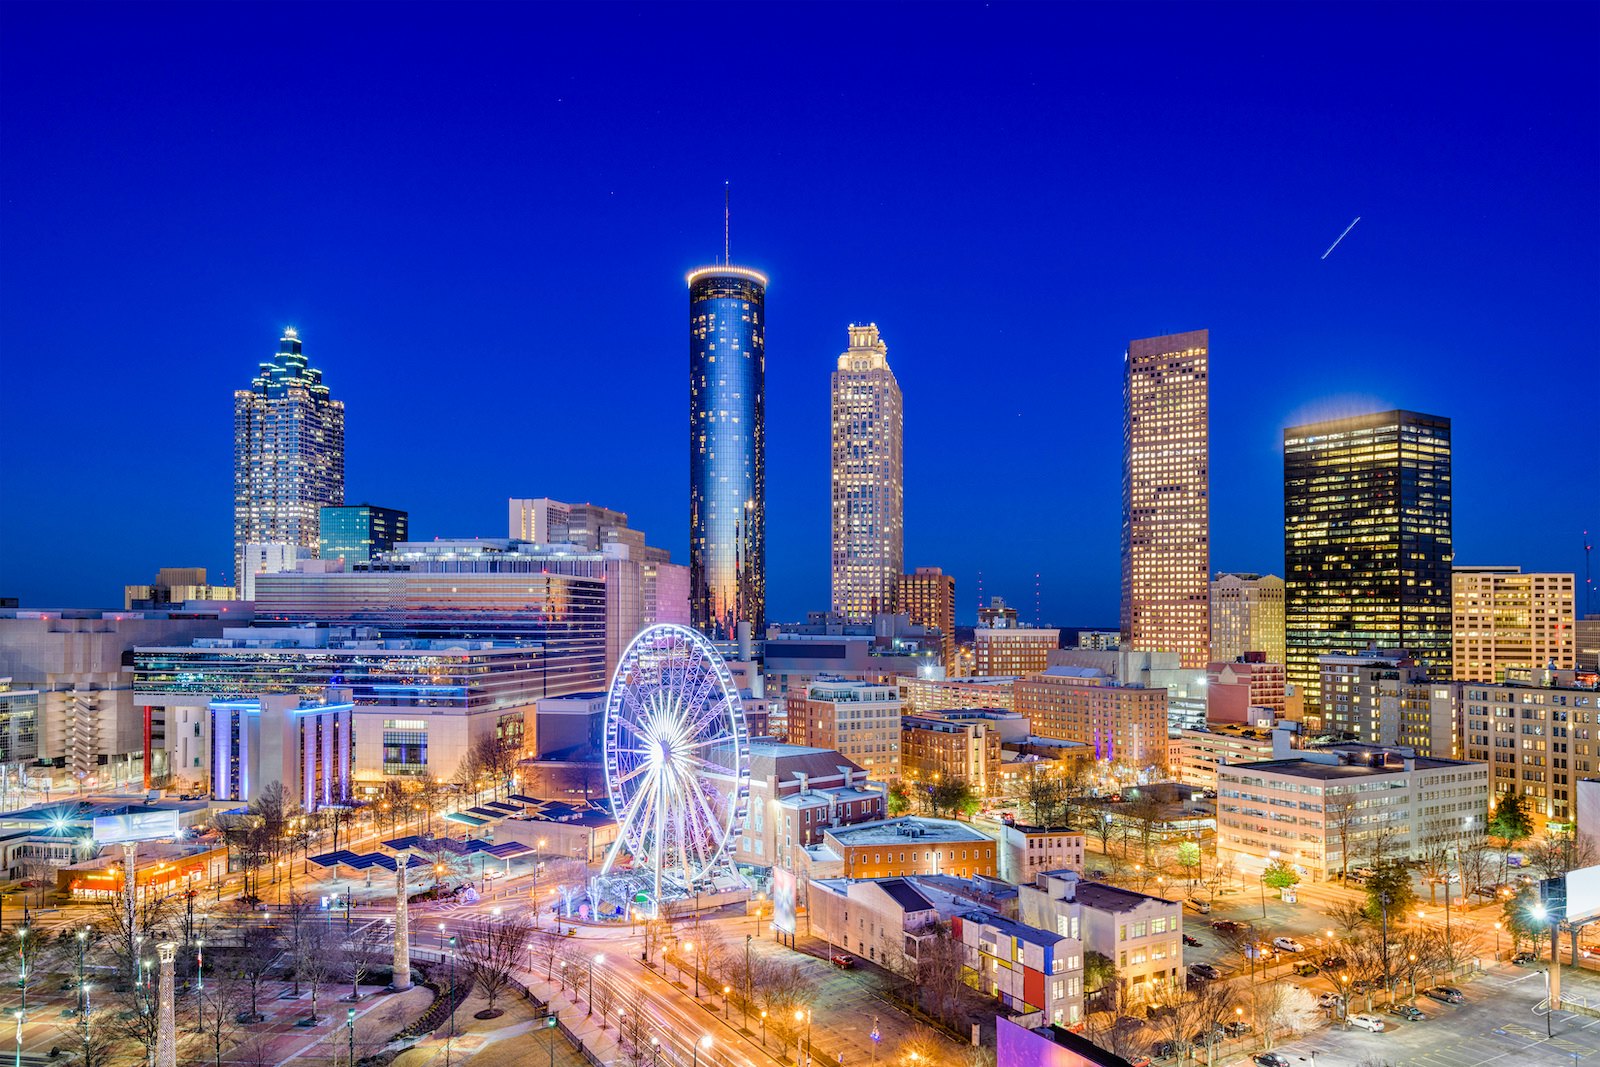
[
  {"left": 233, "top": 328, "right": 344, "bottom": 587},
  {"left": 319, "top": 504, "right": 409, "bottom": 563},
  {"left": 688, "top": 265, "right": 767, "bottom": 640},
  {"left": 1283, "top": 410, "right": 1453, "bottom": 713}
]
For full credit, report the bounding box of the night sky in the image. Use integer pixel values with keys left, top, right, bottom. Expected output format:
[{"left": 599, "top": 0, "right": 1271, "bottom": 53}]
[{"left": 2, "top": 3, "right": 1596, "bottom": 623}]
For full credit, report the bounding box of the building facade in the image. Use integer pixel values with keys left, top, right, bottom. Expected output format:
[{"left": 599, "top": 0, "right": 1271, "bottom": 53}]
[
  {"left": 233, "top": 328, "right": 345, "bottom": 588},
  {"left": 1318, "top": 648, "right": 1454, "bottom": 756},
  {"left": 688, "top": 265, "right": 767, "bottom": 640},
  {"left": 1214, "top": 746, "right": 1488, "bottom": 881},
  {"left": 997, "top": 823, "right": 1086, "bottom": 886},
  {"left": 318, "top": 504, "right": 409, "bottom": 564},
  {"left": 804, "top": 816, "right": 997, "bottom": 880},
  {"left": 737, "top": 743, "right": 883, "bottom": 872},
  {"left": 831, "top": 324, "right": 904, "bottom": 623},
  {"left": 953, "top": 910, "right": 1081, "bottom": 1026},
  {"left": 1458, "top": 668, "right": 1600, "bottom": 834},
  {"left": 1452, "top": 566, "right": 1575, "bottom": 682},
  {"left": 787, "top": 678, "right": 902, "bottom": 781},
  {"left": 1171, "top": 722, "right": 1283, "bottom": 789},
  {"left": 1121, "top": 330, "right": 1210, "bottom": 669},
  {"left": 1205, "top": 657, "right": 1287, "bottom": 725},
  {"left": 1284, "top": 410, "right": 1453, "bottom": 712},
  {"left": 0, "top": 678, "right": 40, "bottom": 771},
  {"left": 208, "top": 692, "right": 353, "bottom": 810},
  {"left": 898, "top": 675, "right": 1016, "bottom": 714},
  {"left": 897, "top": 567, "right": 956, "bottom": 670},
  {"left": 1209, "top": 573, "right": 1285, "bottom": 665},
  {"left": 1019, "top": 870, "right": 1183, "bottom": 1007},
  {"left": 900, "top": 714, "right": 1003, "bottom": 798},
  {"left": 124, "top": 568, "right": 238, "bottom": 610},
  {"left": 1014, "top": 668, "right": 1168, "bottom": 769},
  {"left": 975, "top": 626, "right": 1059, "bottom": 677}
]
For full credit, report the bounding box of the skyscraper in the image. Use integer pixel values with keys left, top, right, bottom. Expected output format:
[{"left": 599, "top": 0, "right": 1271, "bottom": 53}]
[
  {"left": 1451, "top": 565, "right": 1574, "bottom": 682},
  {"left": 688, "top": 264, "right": 766, "bottom": 640},
  {"left": 1121, "top": 330, "right": 1210, "bottom": 668},
  {"left": 1283, "top": 410, "right": 1453, "bottom": 711},
  {"left": 831, "top": 323, "right": 904, "bottom": 622},
  {"left": 233, "top": 328, "right": 344, "bottom": 587}
]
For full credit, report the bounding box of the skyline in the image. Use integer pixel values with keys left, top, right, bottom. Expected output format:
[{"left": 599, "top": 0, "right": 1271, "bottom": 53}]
[{"left": 2, "top": 3, "right": 1596, "bottom": 621}]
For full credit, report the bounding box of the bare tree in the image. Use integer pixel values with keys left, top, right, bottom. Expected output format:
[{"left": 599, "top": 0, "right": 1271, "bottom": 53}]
[
  {"left": 913, "top": 923, "right": 970, "bottom": 1029},
  {"left": 297, "top": 918, "right": 338, "bottom": 1024},
  {"left": 533, "top": 929, "right": 564, "bottom": 981},
  {"left": 56, "top": 1008, "right": 118, "bottom": 1067},
  {"left": 345, "top": 919, "right": 390, "bottom": 1001},
  {"left": 458, "top": 912, "right": 536, "bottom": 1017},
  {"left": 197, "top": 976, "right": 247, "bottom": 1067},
  {"left": 1417, "top": 841, "right": 1453, "bottom": 905},
  {"left": 1125, "top": 790, "right": 1165, "bottom": 864},
  {"left": 1326, "top": 793, "right": 1358, "bottom": 881},
  {"left": 1327, "top": 900, "right": 1371, "bottom": 938},
  {"left": 233, "top": 918, "right": 280, "bottom": 1021},
  {"left": 1249, "top": 981, "right": 1320, "bottom": 1049}
]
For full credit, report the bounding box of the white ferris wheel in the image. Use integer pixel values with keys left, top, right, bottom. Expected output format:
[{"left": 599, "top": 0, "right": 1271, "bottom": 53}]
[{"left": 599, "top": 624, "right": 749, "bottom": 911}]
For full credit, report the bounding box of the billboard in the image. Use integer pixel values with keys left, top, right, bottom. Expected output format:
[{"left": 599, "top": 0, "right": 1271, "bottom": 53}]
[
  {"left": 93, "top": 809, "right": 181, "bottom": 844},
  {"left": 1567, "top": 863, "right": 1600, "bottom": 925},
  {"left": 771, "top": 867, "right": 797, "bottom": 935}
]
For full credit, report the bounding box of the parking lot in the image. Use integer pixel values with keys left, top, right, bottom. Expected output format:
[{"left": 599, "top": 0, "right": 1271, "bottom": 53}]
[{"left": 1245, "top": 961, "right": 1600, "bottom": 1066}]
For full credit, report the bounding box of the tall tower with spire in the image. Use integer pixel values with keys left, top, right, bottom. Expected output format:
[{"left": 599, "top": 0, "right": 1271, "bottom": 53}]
[
  {"left": 233, "top": 328, "right": 345, "bottom": 590},
  {"left": 831, "top": 323, "right": 903, "bottom": 622},
  {"left": 687, "top": 198, "right": 766, "bottom": 640}
]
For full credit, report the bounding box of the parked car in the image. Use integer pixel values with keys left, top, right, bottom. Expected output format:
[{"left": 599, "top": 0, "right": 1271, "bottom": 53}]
[
  {"left": 1472, "top": 885, "right": 1501, "bottom": 899},
  {"left": 1272, "top": 937, "right": 1304, "bottom": 953},
  {"left": 1422, "top": 986, "right": 1464, "bottom": 1004},
  {"left": 1186, "top": 898, "right": 1212, "bottom": 914},
  {"left": 1253, "top": 1055, "right": 1291, "bottom": 1067},
  {"left": 1224, "top": 1020, "right": 1252, "bottom": 1036},
  {"left": 1293, "top": 962, "right": 1320, "bottom": 977},
  {"left": 1211, "top": 919, "right": 1245, "bottom": 932},
  {"left": 1512, "top": 951, "right": 1538, "bottom": 966},
  {"left": 1152, "top": 1041, "right": 1178, "bottom": 1059},
  {"left": 1353, "top": 866, "right": 1378, "bottom": 879},
  {"left": 1190, "top": 1024, "right": 1225, "bottom": 1045},
  {"left": 830, "top": 954, "right": 855, "bottom": 969},
  {"left": 1320, "top": 955, "right": 1348, "bottom": 970},
  {"left": 1348, "top": 1013, "right": 1387, "bottom": 1032},
  {"left": 1316, "top": 992, "right": 1344, "bottom": 1009},
  {"left": 1387, "top": 1004, "right": 1425, "bottom": 1021},
  {"left": 1245, "top": 942, "right": 1276, "bottom": 960},
  {"left": 1183, "top": 934, "right": 1203, "bottom": 947},
  {"left": 1188, "top": 962, "right": 1222, "bottom": 980}
]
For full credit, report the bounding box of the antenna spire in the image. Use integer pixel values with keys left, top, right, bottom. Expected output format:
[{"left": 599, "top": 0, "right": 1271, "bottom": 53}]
[{"left": 723, "top": 181, "right": 731, "bottom": 265}]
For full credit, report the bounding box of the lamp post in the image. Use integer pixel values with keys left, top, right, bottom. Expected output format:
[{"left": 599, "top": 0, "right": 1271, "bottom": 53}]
[
  {"left": 196, "top": 938, "right": 204, "bottom": 993},
  {"left": 76, "top": 929, "right": 87, "bottom": 1015},
  {"left": 650, "top": 1035, "right": 660, "bottom": 1067},
  {"left": 587, "top": 954, "right": 605, "bottom": 1015},
  {"left": 692, "top": 1035, "right": 712, "bottom": 1067},
  {"left": 1494, "top": 921, "right": 1503, "bottom": 960},
  {"left": 723, "top": 985, "right": 732, "bottom": 1019},
  {"left": 760, "top": 1010, "right": 767, "bottom": 1046},
  {"left": 795, "top": 1007, "right": 812, "bottom": 1066},
  {"left": 346, "top": 1007, "right": 356, "bottom": 1067},
  {"left": 12, "top": 1009, "right": 21, "bottom": 1067},
  {"left": 744, "top": 935, "right": 753, "bottom": 1028}
]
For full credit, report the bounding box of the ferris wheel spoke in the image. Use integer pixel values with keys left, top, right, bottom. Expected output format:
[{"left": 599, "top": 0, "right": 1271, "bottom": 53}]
[{"left": 615, "top": 766, "right": 660, "bottom": 834}]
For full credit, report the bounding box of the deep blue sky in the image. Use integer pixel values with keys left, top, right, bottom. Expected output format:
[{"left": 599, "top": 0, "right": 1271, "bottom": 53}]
[{"left": 2, "top": 3, "right": 1596, "bottom": 623}]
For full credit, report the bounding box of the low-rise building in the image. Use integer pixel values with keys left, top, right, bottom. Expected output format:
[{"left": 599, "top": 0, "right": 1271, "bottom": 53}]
[
  {"left": 807, "top": 876, "right": 946, "bottom": 970},
  {"left": 208, "top": 691, "right": 354, "bottom": 811},
  {"left": 952, "top": 909, "right": 1083, "bottom": 1026},
  {"left": 737, "top": 743, "right": 883, "bottom": 873},
  {"left": 763, "top": 614, "right": 945, "bottom": 699},
  {"left": 1214, "top": 744, "right": 1488, "bottom": 881},
  {"left": 1019, "top": 869, "right": 1183, "bottom": 1007},
  {"left": 1206, "top": 656, "right": 1286, "bottom": 725},
  {"left": 1171, "top": 719, "right": 1287, "bottom": 789},
  {"left": 125, "top": 567, "right": 239, "bottom": 610},
  {"left": 1318, "top": 648, "right": 1455, "bottom": 756},
  {"left": 801, "top": 815, "right": 997, "bottom": 881},
  {"left": 901, "top": 714, "right": 1003, "bottom": 797},
  {"left": 1458, "top": 667, "right": 1600, "bottom": 834},
  {"left": 997, "top": 822, "right": 1086, "bottom": 885}
]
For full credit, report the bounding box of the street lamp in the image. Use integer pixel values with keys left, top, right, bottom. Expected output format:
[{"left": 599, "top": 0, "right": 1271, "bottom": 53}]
[
  {"left": 1494, "top": 921, "right": 1503, "bottom": 960},
  {"left": 587, "top": 954, "right": 604, "bottom": 1016},
  {"left": 796, "top": 1006, "right": 812, "bottom": 1065},
  {"left": 760, "top": 1010, "right": 768, "bottom": 1045},
  {"left": 347, "top": 1007, "right": 356, "bottom": 1067},
  {"left": 723, "top": 985, "right": 732, "bottom": 1019},
  {"left": 649, "top": 1036, "right": 660, "bottom": 1067},
  {"left": 692, "top": 1035, "right": 713, "bottom": 1067}
]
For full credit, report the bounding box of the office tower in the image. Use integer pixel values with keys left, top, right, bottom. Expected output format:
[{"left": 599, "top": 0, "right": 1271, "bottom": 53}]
[
  {"left": 1461, "top": 669, "right": 1600, "bottom": 833},
  {"left": 688, "top": 264, "right": 767, "bottom": 639},
  {"left": 125, "top": 568, "right": 238, "bottom": 610},
  {"left": 831, "top": 323, "right": 904, "bottom": 622},
  {"left": 319, "top": 504, "right": 409, "bottom": 564},
  {"left": 1579, "top": 616, "right": 1600, "bottom": 671},
  {"left": 1283, "top": 410, "right": 1453, "bottom": 710},
  {"left": 1451, "top": 565, "right": 1575, "bottom": 681},
  {"left": 896, "top": 567, "right": 956, "bottom": 670},
  {"left": 1209, "top": 573, "right": 1285, "bottom": 665},
  {"left": 1121, "top": 330, "right": 1210, "bottom": 668},
  {"left": 233, "top": 328, "right": 345, "bottom": 587}
]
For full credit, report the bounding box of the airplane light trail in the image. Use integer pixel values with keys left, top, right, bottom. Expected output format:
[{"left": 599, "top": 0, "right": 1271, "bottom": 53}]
[{"left": 1321, "top": 215, "right": 1361, "bottom": 259}]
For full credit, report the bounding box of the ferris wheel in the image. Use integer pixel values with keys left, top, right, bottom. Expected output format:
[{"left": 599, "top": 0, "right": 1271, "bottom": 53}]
[{"left": 599, "top": 624, "right": 749, "bottom": 911}]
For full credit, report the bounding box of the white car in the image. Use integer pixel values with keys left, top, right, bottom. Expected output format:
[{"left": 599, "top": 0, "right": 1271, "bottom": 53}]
[
  {"left": 1348, "top": 1013, "right": 1386, "bottom": 1032},
  {"left": 1272, "top": 937, "right": 1304, "bottom": 953},
  {"left": 1317, "top": 992, "right": 1344, "bottom": 1009}
]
